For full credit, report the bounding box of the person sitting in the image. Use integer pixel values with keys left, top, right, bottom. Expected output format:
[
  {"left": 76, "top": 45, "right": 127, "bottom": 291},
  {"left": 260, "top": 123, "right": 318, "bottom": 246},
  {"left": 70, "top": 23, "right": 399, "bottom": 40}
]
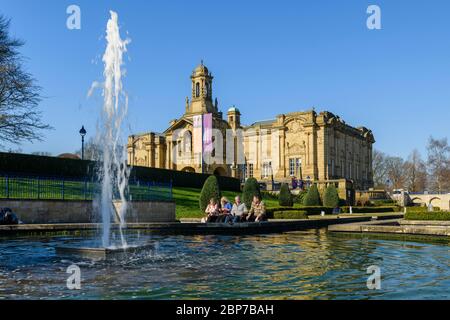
[
  {"left": 204, "top": 198, "right": 220, "bottom": 223},
  {"left": 218, "top": 197, "right": 232, "bottom": 223},
  {"left": 246, "top": 195, "right": 267, "bottom": 222},
  {"left": 0, "top": 208, "right": 19, "bottom": 225},
  {"left": 225, "top": 195, "right": 248, "bottom": 224}
]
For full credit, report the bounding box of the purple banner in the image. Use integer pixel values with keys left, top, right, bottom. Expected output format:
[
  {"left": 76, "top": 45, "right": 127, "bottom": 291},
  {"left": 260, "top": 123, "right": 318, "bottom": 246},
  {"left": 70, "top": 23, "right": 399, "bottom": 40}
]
[{"left": 203, "top": 113, "right": 213, "bottom": 153}]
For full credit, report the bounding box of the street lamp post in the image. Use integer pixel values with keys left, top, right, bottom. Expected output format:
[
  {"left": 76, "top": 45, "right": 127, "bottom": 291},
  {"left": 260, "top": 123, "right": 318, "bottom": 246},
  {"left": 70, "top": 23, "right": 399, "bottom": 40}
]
[{"left": 79, "top": 125, "right": 87, "bottom": 160}]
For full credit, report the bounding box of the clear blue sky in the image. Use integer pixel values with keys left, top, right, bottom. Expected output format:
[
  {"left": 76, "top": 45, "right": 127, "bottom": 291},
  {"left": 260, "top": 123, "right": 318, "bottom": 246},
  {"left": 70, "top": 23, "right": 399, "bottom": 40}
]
[{"left": 1, "top": 0, "right": 449, "bottom": 159}]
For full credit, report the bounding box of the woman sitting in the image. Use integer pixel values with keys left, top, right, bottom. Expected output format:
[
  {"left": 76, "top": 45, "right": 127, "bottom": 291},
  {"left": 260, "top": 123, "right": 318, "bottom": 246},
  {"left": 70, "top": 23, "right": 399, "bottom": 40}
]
[{"left": 204, "top": 198, "right": 220, "bottom": 223}]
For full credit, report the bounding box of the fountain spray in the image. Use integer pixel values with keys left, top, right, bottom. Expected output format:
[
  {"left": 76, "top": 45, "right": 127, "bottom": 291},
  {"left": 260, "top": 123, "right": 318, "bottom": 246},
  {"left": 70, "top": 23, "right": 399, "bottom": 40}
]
[{"left": 98, "top": 11, "right": 130, "bottom": 248}]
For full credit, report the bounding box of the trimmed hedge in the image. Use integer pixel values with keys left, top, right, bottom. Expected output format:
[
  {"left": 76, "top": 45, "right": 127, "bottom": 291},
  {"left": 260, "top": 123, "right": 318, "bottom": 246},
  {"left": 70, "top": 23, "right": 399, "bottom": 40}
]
[
  {"left": 273, "top": 210, "right": 308, "bottom": 220},
  {"left": 323, "top": 185, "right": 339, "bottom": 208},
  {"left": 199, "top": 176, "right": 221, "bottom": 212},
  {"left": 242, "top": 177, "right": 261, "bottom": 209},
  {"left": 341, "top": 206, "right": 399, "bottom": 214},
  {"left": 405, "top": 206, "right": 441, "bottom": 213},
  {"left": 0, "top": 152, "right": 241, "bottom": 191},
  {"left": 371, "top": 199, "right": 397, "bottom": 206},
  {"left": 303, "top": 184, "right": 322, "bottom": 206},
  {"left": 278, "top": 183, "right": 293, "bottom": 207},
  {"left": 266, "top": 206, "right": 334, "bottom": 218},
  {"left": 405, "top": 211, "right": 450, "bottom": 221}
]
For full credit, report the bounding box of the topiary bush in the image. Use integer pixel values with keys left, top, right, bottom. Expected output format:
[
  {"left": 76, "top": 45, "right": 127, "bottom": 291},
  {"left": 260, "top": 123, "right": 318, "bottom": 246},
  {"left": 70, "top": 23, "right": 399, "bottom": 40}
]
[
  {"left": 199, "top": 175, "right": 222, "bottom": 212},
  {"left": 278, "top": 183, "right": 293, "bottom": 207},
  {"left": 323, "top": 184, "right": 340, "bottom": 208},
  {"left": 303, "top": 184, "right": 322, "bottom": 206},
  {"left": 242, "top": 177, "right": 261, "bottom": 209}
]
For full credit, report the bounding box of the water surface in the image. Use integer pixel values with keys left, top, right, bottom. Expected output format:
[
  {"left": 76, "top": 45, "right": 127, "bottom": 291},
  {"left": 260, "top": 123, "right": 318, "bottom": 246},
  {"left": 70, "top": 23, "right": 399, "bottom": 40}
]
[{"left": 0, "top": 229, "right": 449, "bottom": 299}]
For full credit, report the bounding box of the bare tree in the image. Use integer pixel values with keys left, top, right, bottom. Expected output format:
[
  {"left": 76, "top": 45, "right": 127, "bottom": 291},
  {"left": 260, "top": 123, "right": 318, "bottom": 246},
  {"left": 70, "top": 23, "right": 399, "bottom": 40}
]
[
  {"left": 0, "top": 15, "right": 51, "bottom": 147},
  {"left": 372, "top": 149, "right": 389, "bottom": 188},
  {"left": 404, "top": 149, "right": 427, "bottom": 192},
  {"left": 385, "top": 156, "right": 406, "bottom": 190},
  {"left": 427, "top": 136, "right": 450, "bottom": 193}
]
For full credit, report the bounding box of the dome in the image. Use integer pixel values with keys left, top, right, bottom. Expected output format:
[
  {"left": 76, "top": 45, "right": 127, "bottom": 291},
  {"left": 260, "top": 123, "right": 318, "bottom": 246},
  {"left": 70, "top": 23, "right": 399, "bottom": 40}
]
[
  {"left": 227, "top": 106, "right": 240, "bottom": 113},
  {"left": 193, "top": 61, "right": 209, "bottom": 75}
]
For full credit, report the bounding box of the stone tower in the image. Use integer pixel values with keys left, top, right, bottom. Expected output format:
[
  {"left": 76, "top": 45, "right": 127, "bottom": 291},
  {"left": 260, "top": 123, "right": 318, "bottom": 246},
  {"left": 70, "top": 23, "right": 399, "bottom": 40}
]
[
  {"left": 227, "top": 106, "right": 241, "bottom": 129},
  {"left": 187, "top": 61, "right": 215, "bottom": 115}
]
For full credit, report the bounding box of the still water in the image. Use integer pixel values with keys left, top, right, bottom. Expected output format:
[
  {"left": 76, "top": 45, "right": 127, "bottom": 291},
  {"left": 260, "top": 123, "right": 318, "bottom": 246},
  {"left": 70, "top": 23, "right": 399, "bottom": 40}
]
[{"left": 0, "top": 229, "right": 449, "bottom": 300}]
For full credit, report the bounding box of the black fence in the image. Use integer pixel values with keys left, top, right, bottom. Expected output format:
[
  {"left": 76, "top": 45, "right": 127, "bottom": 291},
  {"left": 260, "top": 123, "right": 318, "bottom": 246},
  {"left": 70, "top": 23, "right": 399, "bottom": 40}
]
[{"left": 0, "top": 152, "right": 241, "bottom": 192}]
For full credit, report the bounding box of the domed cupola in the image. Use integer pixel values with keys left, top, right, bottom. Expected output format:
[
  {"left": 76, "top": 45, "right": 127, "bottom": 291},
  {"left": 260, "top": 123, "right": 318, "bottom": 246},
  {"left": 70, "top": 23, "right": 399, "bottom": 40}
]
[{"left": 188, "top": 61, "right": 215, "bottom": 115}]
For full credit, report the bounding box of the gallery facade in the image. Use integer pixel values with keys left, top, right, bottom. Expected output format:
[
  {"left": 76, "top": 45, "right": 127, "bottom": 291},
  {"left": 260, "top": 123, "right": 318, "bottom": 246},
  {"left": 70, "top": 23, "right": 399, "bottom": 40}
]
[{"left": 127, "top": 63, "right": 375, "bottom": 191}]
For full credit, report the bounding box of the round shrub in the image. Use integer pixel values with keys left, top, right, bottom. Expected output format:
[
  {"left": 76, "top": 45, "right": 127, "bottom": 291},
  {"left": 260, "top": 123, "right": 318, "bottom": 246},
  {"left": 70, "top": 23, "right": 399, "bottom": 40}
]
[
  {"left": 242, "top": 177, "right": 261, "bottom": 209},
  {"left": 278, "top": 183, "right": 293, "bottom": 207},
  {"left": 199, "top": 175, "right": 222, "bottom": 211},
  {"left": 303, "top": 184, "right": 322, "bottom": 206},
  {"left": 323, "top": 184, "right": 340, "bottom": 208}
]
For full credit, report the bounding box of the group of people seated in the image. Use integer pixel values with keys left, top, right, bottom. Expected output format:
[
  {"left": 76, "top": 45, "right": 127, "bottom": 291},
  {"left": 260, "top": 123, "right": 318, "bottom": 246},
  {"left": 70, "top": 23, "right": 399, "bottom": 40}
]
[{"left": 203, "top": 195, "right": 267, "bottom": 224}]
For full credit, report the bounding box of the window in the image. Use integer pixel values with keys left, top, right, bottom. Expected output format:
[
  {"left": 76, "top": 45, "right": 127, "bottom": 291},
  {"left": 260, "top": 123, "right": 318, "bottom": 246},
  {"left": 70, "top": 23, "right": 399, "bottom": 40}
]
[
  {"left": 289, "top": 158, "right": 301, "bottom": 177},
  {"left": 195, "top": 82, "right": 200, "bottom": 97},
  {"left": 289, "top": 158, "right": 295, "bottom": 176},
  {"left": 247, "top": 163, "right": 254, "bottom": 178},
  {"left": 262, "top": 161, "right": 272, "bottom": 179}
]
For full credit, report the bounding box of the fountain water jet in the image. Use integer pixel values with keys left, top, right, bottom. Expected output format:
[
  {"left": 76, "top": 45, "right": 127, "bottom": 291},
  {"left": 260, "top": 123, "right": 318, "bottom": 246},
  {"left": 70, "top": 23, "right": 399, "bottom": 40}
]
[{"left": 98, "top": 10, "right": 131, "bottom": 249}]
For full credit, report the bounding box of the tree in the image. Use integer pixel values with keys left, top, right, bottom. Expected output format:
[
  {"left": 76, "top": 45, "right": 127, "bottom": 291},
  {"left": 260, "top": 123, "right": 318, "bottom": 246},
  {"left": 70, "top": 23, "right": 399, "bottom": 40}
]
[
  {"left": 404, "top": 149, "right": 427, "bottom": 193},
  {"left": 199, "top": 175, "right": 221, "bottom": 212},
  {"left": 427, "top": 136, "right": 450, "bottom": 193},
  {"left": 372, "top": 149, "right": 389, "bottom": 188},
  {"left": 242, "top": 177, "right": 261, "bottom": 209},
  {"left": 323, "top": 184, "right": 340, "bottom": 208},
  {"left": 303, "top": 184, "right": 322, "bottom": 206},
  {"left": 385, "top": 156, "right": 406, "bottom": 190},
  {"left": 0, "top": 15, "right": 50, "bottom": 147},
  {"left": 278, "top": 183, "right": 293, "bottom": 207}
]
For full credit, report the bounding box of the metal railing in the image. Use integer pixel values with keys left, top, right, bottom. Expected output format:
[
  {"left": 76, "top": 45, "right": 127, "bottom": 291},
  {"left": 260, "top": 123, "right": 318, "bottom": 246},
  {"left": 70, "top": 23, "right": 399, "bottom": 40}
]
[{"left": 0, "top": 173, "right": 172, "bottom": 202}]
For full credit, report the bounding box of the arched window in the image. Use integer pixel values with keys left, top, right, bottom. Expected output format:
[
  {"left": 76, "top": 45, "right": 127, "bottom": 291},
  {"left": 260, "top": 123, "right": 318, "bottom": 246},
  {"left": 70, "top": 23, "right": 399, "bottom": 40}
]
[
  {"left": 183, "top": 130, "right": 192, "bottom": 153},
  {"left": 205, "top": 82, "right": 210, "bottom": 97},
  {"left": 195, "top": 82, "right": 200, "bottom": 97}
]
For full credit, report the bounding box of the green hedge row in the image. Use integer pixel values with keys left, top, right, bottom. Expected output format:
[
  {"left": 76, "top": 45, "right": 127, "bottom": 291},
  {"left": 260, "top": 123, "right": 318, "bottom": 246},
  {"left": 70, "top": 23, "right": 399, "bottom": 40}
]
[
  {"left": 405, "top": 211, "right": 450, "bottom": 221},
  {"left": 0, "top": 152, "right": 241, "bottom": 192},
  {"left": 266, "top": 206, "right": 334, "bottom": 217},
  {"left": 340, "top": 206, "right": 400, "bottom": 213},
  {"left": 273, "top": 211, "right": 309, "bottom": 220},
  {"left": 405, "top": 206, "right": 441, "bottom": 213},
  {"left": 371, "top": 199, "right": 397, "bottom": 206}
]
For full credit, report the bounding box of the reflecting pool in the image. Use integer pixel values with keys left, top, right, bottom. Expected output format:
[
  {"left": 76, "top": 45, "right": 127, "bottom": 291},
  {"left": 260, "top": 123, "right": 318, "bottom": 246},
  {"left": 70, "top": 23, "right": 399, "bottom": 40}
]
[{"left": 0, "top": 229, "right": 449, "bottom": 299}]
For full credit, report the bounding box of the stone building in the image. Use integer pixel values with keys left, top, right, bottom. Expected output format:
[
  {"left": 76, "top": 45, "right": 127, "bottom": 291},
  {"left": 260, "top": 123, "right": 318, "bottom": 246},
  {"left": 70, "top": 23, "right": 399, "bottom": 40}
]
[{"left": 128, "top": 63, "right": 375, "bottom": 193}]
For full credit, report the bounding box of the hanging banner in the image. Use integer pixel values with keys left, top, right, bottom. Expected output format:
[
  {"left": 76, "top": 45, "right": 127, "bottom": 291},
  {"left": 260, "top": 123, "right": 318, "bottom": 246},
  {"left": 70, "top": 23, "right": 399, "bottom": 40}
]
[
  {"left": 193, "top": 115, "right": 203, "bottom": 165},
  {"left": 203, "top": 113, "right": 213, "bottom": 153}
]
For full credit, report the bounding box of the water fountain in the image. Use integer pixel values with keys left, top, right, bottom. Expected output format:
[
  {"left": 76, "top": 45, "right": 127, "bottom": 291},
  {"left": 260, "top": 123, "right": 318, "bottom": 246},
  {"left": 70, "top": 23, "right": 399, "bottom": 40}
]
[{"left": 56, "top": 11, "right": 144, "bottom": 259}]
